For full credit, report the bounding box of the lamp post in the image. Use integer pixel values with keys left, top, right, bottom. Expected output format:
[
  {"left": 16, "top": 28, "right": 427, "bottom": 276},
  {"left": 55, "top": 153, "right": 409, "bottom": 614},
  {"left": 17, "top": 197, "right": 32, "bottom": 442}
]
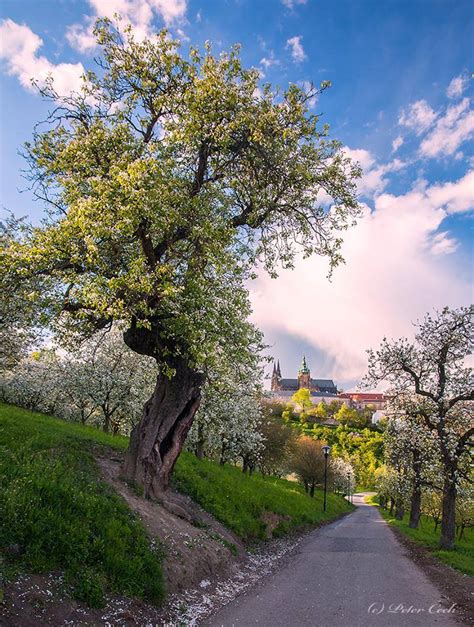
[
  {"left": 347, "top": 471, "right": 353, "bottom": 503},
  {"left": 322, "top": 445, "right": 331, "bottom": 512}
]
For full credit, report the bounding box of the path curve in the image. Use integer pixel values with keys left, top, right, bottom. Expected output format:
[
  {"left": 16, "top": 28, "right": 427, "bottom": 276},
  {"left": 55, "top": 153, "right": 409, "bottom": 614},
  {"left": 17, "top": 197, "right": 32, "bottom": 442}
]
[{"left": 204, "top": 494, "right": 458, "bottom": 626}]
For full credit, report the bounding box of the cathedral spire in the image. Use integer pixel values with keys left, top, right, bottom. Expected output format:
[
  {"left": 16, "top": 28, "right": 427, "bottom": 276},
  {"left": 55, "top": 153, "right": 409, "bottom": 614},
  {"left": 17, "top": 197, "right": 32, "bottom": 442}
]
[
  {"left": 276, "top": 360, "right": 281, "bottom": 377},
  {"left": 299, "top": 355, "right": 310, "bottom": 375}
]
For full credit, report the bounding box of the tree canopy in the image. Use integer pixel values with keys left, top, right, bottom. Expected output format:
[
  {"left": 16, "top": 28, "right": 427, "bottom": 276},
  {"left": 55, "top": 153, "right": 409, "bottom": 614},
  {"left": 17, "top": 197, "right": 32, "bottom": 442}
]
[{"left": 1, "top": 19, "right": 360, "bottom": 371}]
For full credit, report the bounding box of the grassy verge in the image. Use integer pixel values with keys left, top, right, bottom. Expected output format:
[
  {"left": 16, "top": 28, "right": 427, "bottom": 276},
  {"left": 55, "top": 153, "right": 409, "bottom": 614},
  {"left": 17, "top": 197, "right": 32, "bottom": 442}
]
[
  {"left": 0, "top": 402, "right": 354, "bottom": 607},
  {"left": 0, "top": 403, "right": 164, "bottom": 608},
  {"left": 174, "top": 454, "right": 354, "bottom": 540},
  {"left": 364, "top": 494, "right": 473, "bottom": 576}
]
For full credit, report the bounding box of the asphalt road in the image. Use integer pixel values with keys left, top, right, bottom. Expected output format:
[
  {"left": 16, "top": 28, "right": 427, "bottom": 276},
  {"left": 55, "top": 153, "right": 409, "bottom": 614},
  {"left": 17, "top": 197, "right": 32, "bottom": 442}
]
[{"left": 205, "top": 494, "right": 458, "bottom": 627}]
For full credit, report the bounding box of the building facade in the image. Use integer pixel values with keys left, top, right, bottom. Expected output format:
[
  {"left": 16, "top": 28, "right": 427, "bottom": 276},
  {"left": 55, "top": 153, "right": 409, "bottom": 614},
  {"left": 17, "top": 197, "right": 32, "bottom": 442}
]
[
  {"left": 270, "top": 356, "right": 338, "bottom": 401},
  {"left": 338, "top": 392, "right": 388, "bottom": 411}
]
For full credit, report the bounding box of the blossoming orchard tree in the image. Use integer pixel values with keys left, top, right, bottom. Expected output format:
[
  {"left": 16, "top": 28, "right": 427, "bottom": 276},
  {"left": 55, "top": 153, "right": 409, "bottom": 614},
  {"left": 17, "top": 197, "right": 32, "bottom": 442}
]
[
  {"left": 187, "top": 345, "right": 265, "bottom": 467},
  {"left": 383, "top": 414, "right": 441, "bottom": 528},
  {"left": 365, "top": 306, "right": 473, "bottom": 549},
  {"left": 0, "top": 19, "right": 360, "bottom": 499}
]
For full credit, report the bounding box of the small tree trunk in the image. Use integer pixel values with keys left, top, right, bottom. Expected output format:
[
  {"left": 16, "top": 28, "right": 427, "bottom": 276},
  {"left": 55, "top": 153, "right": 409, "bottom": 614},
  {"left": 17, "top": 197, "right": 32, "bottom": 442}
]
[
  {"left": 195, "top": 441, "right": 205, "bottom": 459},
  {"left": 122, "top": 358, "right": 204, "bottom": 499},
  {"left": 310, "top": 483, "right": 315, "bottom": 498},
  {"left": 440, "top": 475, "right": 457, "bottom": 550},
  {"left": 409, "top": 487, "right": 421, "bottom": 528},
  {"left": 389, "top": 498, "right": 394, "bottom": 515},
  {"left": 103, "top": 409, "right": 111, "bottom": 434},
  {"left": 195, "top": 424, "right": 205, "bottom": 460},
  {"left": 395, "top": 502, "right": 405, "bottom": 520},
  {"left": 409, "top": 449, "right": 422, "bottom": 528}
]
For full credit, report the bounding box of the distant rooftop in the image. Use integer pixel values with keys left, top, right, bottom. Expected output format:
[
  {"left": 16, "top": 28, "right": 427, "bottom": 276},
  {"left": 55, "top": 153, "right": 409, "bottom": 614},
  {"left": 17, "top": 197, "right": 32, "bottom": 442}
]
[{"left": 339, "top": 392, "right": 388, "bottom": 400}]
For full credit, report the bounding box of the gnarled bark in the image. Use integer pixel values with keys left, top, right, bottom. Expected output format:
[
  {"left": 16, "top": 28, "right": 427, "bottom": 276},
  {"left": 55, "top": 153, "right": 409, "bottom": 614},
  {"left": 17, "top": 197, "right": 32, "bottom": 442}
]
[{"left": 122, "top": 356, "right": 204, "bottom": 499}]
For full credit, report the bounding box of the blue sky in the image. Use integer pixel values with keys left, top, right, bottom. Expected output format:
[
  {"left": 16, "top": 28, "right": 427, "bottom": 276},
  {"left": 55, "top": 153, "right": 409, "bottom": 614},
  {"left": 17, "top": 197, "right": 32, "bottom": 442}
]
[{"left": 1, "top": 0, "right": 473, "bottom": 389}]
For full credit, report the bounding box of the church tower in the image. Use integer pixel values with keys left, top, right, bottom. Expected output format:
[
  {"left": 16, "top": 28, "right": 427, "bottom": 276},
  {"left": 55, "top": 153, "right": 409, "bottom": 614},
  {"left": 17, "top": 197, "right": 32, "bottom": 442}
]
[
  {"left": 298, "top": 355, "right": 311, "bottom": 389},
  {"left": 271, "top": 360, "right": 282, "bottom": 391}
]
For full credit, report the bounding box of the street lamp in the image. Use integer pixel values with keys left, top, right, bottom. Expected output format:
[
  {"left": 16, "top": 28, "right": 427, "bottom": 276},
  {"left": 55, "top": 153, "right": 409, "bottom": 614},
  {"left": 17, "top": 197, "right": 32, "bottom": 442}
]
[
  {"left": 322, "top": 445, "right": 331, "bottom": 512},
  {"left": 346, "top": 471, "right": 354, "bottom": 503}
]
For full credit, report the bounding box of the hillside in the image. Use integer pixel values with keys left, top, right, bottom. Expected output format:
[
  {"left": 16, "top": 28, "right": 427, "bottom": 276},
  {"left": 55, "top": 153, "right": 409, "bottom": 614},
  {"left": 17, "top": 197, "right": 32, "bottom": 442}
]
[{"left": 0, "top": 404, "right": 353, "bottom": 622}]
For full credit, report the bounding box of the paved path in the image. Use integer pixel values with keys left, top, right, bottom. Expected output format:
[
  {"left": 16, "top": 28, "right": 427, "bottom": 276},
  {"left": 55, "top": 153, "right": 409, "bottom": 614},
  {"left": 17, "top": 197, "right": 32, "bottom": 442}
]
[{"left": 205, "top": 494, "right": 458, "bottom": 627}]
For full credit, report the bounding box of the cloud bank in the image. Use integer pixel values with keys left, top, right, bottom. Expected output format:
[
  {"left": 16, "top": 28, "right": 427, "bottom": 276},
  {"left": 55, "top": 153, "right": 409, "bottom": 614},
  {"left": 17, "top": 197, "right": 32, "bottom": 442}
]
[{"left": 250, "top": 169, "right": 473, "bottom": 387}]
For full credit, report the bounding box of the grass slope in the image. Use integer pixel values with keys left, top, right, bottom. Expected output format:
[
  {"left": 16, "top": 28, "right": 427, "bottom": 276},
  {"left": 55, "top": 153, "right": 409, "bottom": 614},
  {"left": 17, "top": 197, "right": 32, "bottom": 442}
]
[
  {"left": 174, "top": 455, "right": 354, "bottom": 540},
  {"left": 0, "top": 404, "right": 164, "bottom": 608},
  {"left": 0, "top": 403, "right": 353, "bottom": 607},
  {"left": 365, "top": 495, "right": 473, "bottom": 576}
]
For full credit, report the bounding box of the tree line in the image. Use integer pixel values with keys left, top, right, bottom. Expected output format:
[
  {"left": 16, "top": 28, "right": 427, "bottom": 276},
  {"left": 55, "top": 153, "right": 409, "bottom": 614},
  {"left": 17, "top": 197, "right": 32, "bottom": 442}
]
[{"left": 365, "top": 307, "right": 473, "bottom": 550}]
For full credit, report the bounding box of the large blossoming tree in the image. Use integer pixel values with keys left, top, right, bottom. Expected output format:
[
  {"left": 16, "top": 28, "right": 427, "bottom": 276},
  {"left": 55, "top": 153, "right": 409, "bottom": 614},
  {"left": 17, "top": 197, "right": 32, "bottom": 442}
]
[{"left": 1, "top": 19, "right": 360, "bottom": 499}]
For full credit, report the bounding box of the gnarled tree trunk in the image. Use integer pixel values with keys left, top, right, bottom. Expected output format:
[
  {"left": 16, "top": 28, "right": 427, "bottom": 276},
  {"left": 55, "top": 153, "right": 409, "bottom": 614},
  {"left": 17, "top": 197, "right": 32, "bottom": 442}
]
[{"left": 122, "top": 356, "right": 204, "bottom": 499}]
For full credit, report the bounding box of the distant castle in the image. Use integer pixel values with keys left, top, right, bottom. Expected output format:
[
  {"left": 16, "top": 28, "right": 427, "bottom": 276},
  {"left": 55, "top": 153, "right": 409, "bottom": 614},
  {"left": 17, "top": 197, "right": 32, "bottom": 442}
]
[
  {"left": 270, "top": 356, "right": 389, "bottom": 418},
  {"left": 271, "top": 356, "right": 338, "bottom": 397}
]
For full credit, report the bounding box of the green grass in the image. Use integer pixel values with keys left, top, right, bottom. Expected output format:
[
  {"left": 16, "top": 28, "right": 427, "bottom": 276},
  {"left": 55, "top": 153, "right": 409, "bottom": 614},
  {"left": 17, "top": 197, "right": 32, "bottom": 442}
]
[
  {"left": 364, "top": 495, "right": 473, "bottom": 576},
  {"left": 0, "top": 403, "right": 164, "bottom": 608},
  {"left": 0, "top": 402, "right": 354, "bottom": 608},
  {"left": 174, "top": 454, "right": 354, "bottom": 540}
]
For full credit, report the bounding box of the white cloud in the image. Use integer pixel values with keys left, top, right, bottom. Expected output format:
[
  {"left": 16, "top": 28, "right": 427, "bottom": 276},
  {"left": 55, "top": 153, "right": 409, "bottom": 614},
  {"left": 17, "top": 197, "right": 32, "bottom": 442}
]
[
  {"left": 446, "top": 74, "right": 469, "bottom": 99},
  {"left": 420, "top": 97, "right": 474, "bottom": 159},
  {"left": 392, "top": 135, "right": 404, "bottom": 153},
  {"left": 260, "top": 53, "right": 279, "bottom": 69},
  {"left": 66, "top": 22, "right": 97, "bottom": 54},
  {"left": 0, "top": 19, "right": 85, "bottom": 96},
  {"left": 398, "top": 100, "right": 437, "bottom": 135},
  {"left": 430, "top": 231, "right": 459, "bottom": 255},
  {"left": 176, "top": 28, "right": 190, "bottom": 42},
  {"left": 281, "top": 0, "right": 307, "bottom": 8},
  {"left": 399, "top": 99, "right": 437, "bottom": 135},
  {"left": 286, "top": 36, "right": 306, "bottom": 63},
  {"left": 425, "top": 170, "right": 474, "bottom": 213},
  {"left": 67, "top": 0, "right": 187, "bottom": 52},
  {"left": 250, "top": 171, "right": 473, "bottom": 384},
  {"left": 344, "top": 147, "right": 407, "bottom": 197}
]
